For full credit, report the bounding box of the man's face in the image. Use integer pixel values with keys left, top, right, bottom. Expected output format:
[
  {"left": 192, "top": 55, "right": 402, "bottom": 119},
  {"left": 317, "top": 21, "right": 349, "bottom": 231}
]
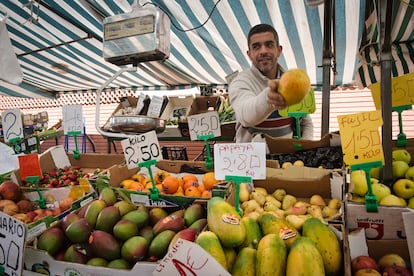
[{"left": 247, "top": 32, "right": 282, "bottom": 79}]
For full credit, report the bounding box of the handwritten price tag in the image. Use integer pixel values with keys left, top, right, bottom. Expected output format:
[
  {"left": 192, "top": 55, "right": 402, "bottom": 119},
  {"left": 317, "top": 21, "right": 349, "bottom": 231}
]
[
  {"left": 147, "top": 95, "right": 164, "bottom": 117},
  {"left": 279, "top": 88, "right": 316, "bottom": 117},
  {"left": 121, "top": 131, "right": 162, "bottom": 169},
  {"left": 337, "top": 110, "right": 384, "bottom": 166},
  {"left": 370, "top": 72, "right": 414, "bottom": 109},
  {"left": 213, "top": 142, "right": 266, "bottom": 180},
  {"left": 188, "top": 111, "right": 221, "bottom": 141},
  {"left": 62, "top": 105, "right": 84, "bottom": 134},
  {"left": 2, "top": 108, "right": 24, "bottom": 142}
]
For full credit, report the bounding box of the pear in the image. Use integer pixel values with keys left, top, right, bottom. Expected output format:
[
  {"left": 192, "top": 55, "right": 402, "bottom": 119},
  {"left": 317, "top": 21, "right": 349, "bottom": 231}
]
[
  {"left": 265, "top": 195, "right": 282, "bottom": 208},
  {"left": 294, "top": 200, "right": 311, "bottom": 208},
  {"left": 239, "top": 183, "right": 250, "bottom": 203},
  {"left": 284, "top": 205, "right": 307, "bottom": 216},
  {"left": 307, "top": 205, "right": 323, "bottom": 219},
  {"left": 282, "top": 194, "right": 297, "bottom": 210},
  {"left": 263, "top": 201, "right": 280, "bottom": 212},
  {"left": 250, "top": 191, "right": 266, "bottom": 206},
  {"left": 285, "top": 214, "right": 311, "bottom": 231},
  {"left": 322, "top": 206, "right": 339, "bottom": 219},
  {"left": 254, "top": 187, "right": 268, "bottom": 196},
  {"left": 244, "top": 211, "right": 261, "bottom": 221},
  {"left": 327, "top": 198, "right": 342, "bottom": 210},
  {"left": 243, "top": 199, "right": 261, "bottom": 213},
  {"left": 309, "top": 194, "right": 326, "bottom": 207},
  {"left": 272, "top": 188, "right": 286, "bottom": 201}
]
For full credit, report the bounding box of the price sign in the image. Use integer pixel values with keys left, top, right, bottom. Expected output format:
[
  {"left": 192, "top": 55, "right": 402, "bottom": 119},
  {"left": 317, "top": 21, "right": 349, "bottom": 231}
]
[
  {"left": 62, "top": 104, "right": 84, "bottom": 134},
  {"left": 0, "top": 212, "right": 27, "bottom": 276},
  {"left": 213, "top": 142, "right": 266, "bottom": 180},
  {"left": 121, "top": 130, "right": 162, "bottom": 169},
  {"left": 18, "top": 153, "right": 42, "bottom": 181},
  {"left": 370, "top": 72, "right": 414, "bottom": 110},
  {"left": 279, "top": 88, "right": 316, "bottom": 117},
  {"left": 2, "top": 108, "right": 24, "bottom": 142},
  {"left": 188, "top": 111, "right": 221, "bottom": 141},
  {"left": 337, "top": 110, "right": 384, "bottom": 166},
  {"left": 136, "top": 93, "right": 146, "bottom": 114},
  {"left": 147, "top": 95, "right": 164, "bottom": 117}
]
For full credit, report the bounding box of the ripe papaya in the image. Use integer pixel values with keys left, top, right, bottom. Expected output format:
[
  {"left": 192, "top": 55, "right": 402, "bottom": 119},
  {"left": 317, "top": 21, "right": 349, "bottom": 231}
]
[
  {"left": 302, "top": 217, "right": 343, "bottom": 276},
  {"left": 286, "top": 236, "right": 325, "bottom": 276},
  {"left": 195, "top": 231, "right": 227, "bottom": 270},
  {"left": 238, "top": 216, "right": 262, "bottom": 249},
  {"left": 258, "top": 212, "right": 300, "bottom": 249},
  {"left": 256, "top": 233, "right": 287, "bottom": 276},
  {"left": 207, "top": 197, "right": 246, "bottom": 248},
  {"left": 231, "top": 247, "right": 256, "bottom": 276}
]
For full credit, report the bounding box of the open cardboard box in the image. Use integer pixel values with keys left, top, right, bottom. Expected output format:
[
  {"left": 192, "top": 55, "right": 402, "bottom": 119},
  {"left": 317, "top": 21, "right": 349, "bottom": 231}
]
[{"left": 264, "top": 132, "right": 335, "bottom": 154}]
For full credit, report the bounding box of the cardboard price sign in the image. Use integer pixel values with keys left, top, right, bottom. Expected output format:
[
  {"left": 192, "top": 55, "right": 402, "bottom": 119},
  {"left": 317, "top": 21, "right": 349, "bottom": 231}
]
[
  {"left": 188, "top": 111, "right": 221, "bottom": 141},
  {"left": 337, "top": 110, "right": 384, "bottom": 166},
  {"left": 213, "top": 142, "right": 266, "bottom": 180},
  {"left": 62, "top": 104, "right": 84, "bottom": 134},
  {"left": 0, "top": 212, "right": 27, "bottom": 276},
  {"left": 279, "top": 88, "right": 316, "bottom": 116},
  {"left": 18, "top": 153, "right": 42, "bottom": 181},
  {"left": 370, "top": 72, "right": 414, "bottom": 110},
  {"left": 121, "top": 131, "right": 162, "bottom": 169},
  {"left": 2, "top": 108, "right": 24, "bottom": 142}
]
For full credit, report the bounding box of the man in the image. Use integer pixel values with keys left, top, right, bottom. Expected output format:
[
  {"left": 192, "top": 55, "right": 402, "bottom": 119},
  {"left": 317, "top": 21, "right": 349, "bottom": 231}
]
[{"left": 229, "top": 23, "right": 313, "bottom": 143}]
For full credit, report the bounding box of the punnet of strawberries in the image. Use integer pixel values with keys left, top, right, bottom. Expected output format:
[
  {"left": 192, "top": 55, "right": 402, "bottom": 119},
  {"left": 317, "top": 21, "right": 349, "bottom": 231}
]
[{"left": 22, "top": 166, "right": 88, "bottom": 188}]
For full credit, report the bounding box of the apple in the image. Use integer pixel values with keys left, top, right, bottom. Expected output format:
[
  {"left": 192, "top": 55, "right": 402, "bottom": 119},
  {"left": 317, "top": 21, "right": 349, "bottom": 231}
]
[
  {"left": 382, "top": 265, "right": 413, "bottom": 276},
  {"left": 351, "top": 256, "right": 380, "bottom": 273},
  {"left": 392, "top": 161, "right": 410, "bottom": 179},
  {"left": 370, "top": 167, "right": 382, "bottom": 181},
  {"left": 371, "top": 182, "right": 391, "bottom": 202},
  {"left": 378, "top": 253, "right": 407, "bottom": 270},
  {"left": 354, "top": 268, "right": 381, "bottom": 276},
  {"left": 392, "top": 178, "right": 414, "bottom": 199},
  {"left": 408, "top": 197, "right": 414, "bottom": 209},
  {"left": 379, "top": 194, "right": 407, "bottom": 207},
  {"left": 392, "top": 149, "right": 411, "bottom": 164},
  {"left": 351, "top": 170, "right": 368, "bottom": 196},
  {"left": 405, "top": 166, "right": 414, "bottom": 181},
  {"left": 0, "top": 181, "right": 21, "bottom": 201}
]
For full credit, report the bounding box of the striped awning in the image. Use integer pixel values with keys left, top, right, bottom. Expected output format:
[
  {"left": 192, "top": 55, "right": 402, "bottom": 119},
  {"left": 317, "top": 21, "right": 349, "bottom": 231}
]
[
  {"left": 356, "top": 0, "right": 414, "bottom": 88},
  {"left": 0, "top": 0, "right": 367, "bottom": 99}
]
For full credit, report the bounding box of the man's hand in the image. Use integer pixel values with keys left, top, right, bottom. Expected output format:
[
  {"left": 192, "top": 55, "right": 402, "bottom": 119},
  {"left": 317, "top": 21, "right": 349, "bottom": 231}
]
[{"left": 267, "top": 79, "right": 286, "bottom": 110}]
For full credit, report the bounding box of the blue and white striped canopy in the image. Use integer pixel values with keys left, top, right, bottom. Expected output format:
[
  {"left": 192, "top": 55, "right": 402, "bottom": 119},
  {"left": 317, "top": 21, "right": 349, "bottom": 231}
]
[{"left": 0, "top": 0, "right": 370, "bottom": 98}]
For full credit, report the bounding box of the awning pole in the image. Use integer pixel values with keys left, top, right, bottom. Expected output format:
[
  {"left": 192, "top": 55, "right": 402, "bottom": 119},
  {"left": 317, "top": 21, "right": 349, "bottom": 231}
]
[{"left": 321, "top": 0, "right": 333, "bottom": 136}]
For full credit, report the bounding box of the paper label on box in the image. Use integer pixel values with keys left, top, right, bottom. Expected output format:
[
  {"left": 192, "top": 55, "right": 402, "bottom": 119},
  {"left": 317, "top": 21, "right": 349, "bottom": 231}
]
[
  {"left": 153, "top": 239, "right": 231, "bottom": 276},
  {"left": 0, "top": 212, "right": 27, "bottom": 276},
  {"left": 402, "top": 212, "right": 414, "bottom": 270}
]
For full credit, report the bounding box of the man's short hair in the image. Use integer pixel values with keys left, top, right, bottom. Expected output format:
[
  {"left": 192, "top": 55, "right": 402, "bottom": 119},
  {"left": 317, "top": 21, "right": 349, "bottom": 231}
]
[{"left": 247, "top": 24, "right": 279, "bottom": 48}]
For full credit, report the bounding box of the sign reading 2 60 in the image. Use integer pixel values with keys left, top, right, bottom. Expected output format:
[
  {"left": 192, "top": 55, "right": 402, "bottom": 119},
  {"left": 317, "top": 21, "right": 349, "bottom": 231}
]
[{"left": 121, "top": 131, "right": 162, "bottom": 169}]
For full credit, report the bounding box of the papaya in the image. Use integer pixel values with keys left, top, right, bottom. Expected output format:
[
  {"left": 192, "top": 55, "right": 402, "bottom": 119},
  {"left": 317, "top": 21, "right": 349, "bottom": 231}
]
[
  {"left": 258, "top": 212, "right": 300, "bottom": 249},
  {"left": 231, "top": 247, "right": 256, "bottom": 276},
  {"left": 238, "top": 216, "right": 262, "bottom": 249},
  {"left": 195, "top": 231, "right": 227, "bottom": 270},
  {"left": 256, "top": 233, "right": 287, "bottom": 276},
  {"left": 302, "top": 217, "right": 343, "bottom": 276},
  {"left": 207, "top": 197, "right": 246, "bottom": 248},
  {"left": 286, "top": 236, "right": 325, "bottom": 276},
  {"left": 223, "top": 247, "right": 237, "bottom": 272}
]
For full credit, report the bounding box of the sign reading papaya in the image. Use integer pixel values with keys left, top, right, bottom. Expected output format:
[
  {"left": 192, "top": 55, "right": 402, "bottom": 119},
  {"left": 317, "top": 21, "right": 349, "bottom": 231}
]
[
  {"left": 188, "top": 111, "right": 221, "bottom": 141},
  {"left": 121, "top": 131, "right": 162, "bottom": 169},
  {"left": 279, "top": 88, "right": 316, "bottom": 117},
  {"left": 370, "top": 72, "right": 414, "bottom": 109},
  {"left": 213, "top": 142, "right": 266, "bottom": 180},
  {"left": 337, "top": 110, "right": 384, "bottom": 166}
]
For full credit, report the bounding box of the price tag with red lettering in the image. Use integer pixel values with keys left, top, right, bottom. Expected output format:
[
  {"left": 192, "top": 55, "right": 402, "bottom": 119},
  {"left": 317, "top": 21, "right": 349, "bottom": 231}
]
[
  {"left": 2, "top": 108, "right": 24, "bottom": 142},
  {"left": 337, "top": 110, "right": 384, "bottom": 166},
  {"left": 279, "top": 88, "right": 316, "bottom": 116},
  {"left": 213, "top": 142, "right": 266, "bottom": 180},
  {"left": 121, "top": 131, "right": 162, "bottom": 169},
  {"left": 62, "top": 104, "right": 84, "bottom": 134},
  {"left": 188, "top": 111, "right": 221, "bottom": 141},
  {"left": 370, "top": 72, "right": 414, "bottom": 109}
]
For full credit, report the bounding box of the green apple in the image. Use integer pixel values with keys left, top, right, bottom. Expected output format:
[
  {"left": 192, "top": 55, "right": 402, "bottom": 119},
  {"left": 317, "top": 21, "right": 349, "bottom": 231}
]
[
  {"left": 392, "top": 178, "right": 414, "bottom": 199},
  {"left": 371, "top": 182, "right": 391, "bottom": 202},
  {"left": 408, "top": 197, "right": 414, "bottom": 209},
  {"left": 379, "top": 194, "right": 407, "bottom": 207},
  {"left": 392, "top": 161, "right": 409, "bottom": 178},
  {"left": 350, "top": 170, "right": 368, "bottom": 196},
  {"left": 405, "top": 166, "right": 414, "bottom": 181},
  {"left": 370, "top": 167, "right": 382, "bottom": 181},
  {"left": 392, "top": 149, "right": 411, "bottom": 164}
]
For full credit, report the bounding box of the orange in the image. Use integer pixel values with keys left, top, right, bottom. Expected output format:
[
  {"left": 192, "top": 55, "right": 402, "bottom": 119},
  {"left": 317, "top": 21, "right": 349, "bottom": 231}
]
[
  {"left": 154, "top": 170, "right": 170, "bottom": 184},
  {"left": 162, "top": 176, "right": 180, "bottom": 194},
  {"left": 183, "top": 179, "right": 199, "bottom": 191},
  {"left": 128, "top": 181, "right": 145, "bottom": 191},
  {"left": 185, "top": 186, "right": 201, "bottom": 197},
  {"left": 131, "top": 173, "right": 146, "bottom": 183},
  {"left": 202, "top": 172, "right": 220, "bottom": 190},
  {"left": 201, "top": 190, "right": 212, "bottom": 198},
  {"left": 277, "top": 68, "right": 310, "bottom": 106},
  {"left": 182, "top": 174, "right": 198, "bottom": 184},
  {"left": 120, "top": 179, "right": 135, "bottom": 189}
]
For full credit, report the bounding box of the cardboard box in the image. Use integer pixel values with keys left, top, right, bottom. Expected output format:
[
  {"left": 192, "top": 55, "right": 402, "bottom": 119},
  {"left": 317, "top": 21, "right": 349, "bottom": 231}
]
[
  {"left": 264, "top": 132, "right": 333, "bottom": 154},
  {"left": 160, "top": 95, "right": 194, "bottom": 121},
  {"left": 187, "top": 95, "right": 221, "bottom": 116}
]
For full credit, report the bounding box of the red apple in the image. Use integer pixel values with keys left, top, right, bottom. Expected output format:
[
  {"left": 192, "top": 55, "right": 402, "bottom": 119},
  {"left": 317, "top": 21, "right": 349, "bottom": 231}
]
[
  {"left": 0, "top": 181, "right": 21, "bottom": 201},
  {"left": 16, "top": 199, "right": 34, "bottom": 213},
  {"left": 382, "top": 265, "right": 413, "bottom": 276},
  {"left": 352, "top": 255, "right": 380, "bottom": 273}
]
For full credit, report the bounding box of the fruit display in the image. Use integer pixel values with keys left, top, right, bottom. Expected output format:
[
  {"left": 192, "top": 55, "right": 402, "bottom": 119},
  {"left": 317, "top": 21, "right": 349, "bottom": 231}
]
[
  {"left": 351, "top": 253, "right": 412, "bottom": 276},
  {"left": 34, "top": 187, "right": 207, "bottom": 269},
  {"left": 349, "top": 149, "right": 414, "bottom": 208}
]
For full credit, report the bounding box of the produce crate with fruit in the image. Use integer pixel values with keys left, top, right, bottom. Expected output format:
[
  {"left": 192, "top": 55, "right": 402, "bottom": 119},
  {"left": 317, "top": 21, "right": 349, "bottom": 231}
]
[{"left": 345, "top": 148, "right": 414, "bottom": 240}]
